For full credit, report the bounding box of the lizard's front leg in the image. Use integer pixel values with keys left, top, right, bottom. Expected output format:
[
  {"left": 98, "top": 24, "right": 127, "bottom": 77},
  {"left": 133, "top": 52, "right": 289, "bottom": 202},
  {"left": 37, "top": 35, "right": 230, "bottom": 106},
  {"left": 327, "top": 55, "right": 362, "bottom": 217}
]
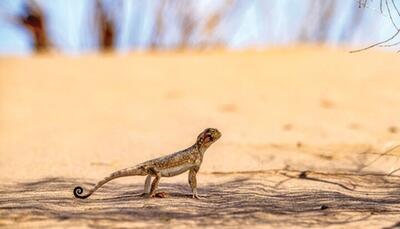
[{"left": 189, "top": 168, "right": 201, "bottom": 199}]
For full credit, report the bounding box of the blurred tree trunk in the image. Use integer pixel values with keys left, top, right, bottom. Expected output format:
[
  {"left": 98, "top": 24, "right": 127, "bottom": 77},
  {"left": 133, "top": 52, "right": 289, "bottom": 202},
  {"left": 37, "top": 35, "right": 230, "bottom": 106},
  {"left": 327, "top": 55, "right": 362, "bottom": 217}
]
[
  {"left": 338, "top": 6, "right": 364, "bottom": 41},
  {"left": 200, "top": 0, "right": 235, "bottom": 49},
  {"left": 176, "top": 1, "right": 195, "bottom": 49},
  {"left": 19, "top": 0, "right": 48, "bottom": 52},
  {"left": 150, "top": 0, "right": 166, "bottom": 50},
  {"left": 149, "top": 0, "right": 235, "bottom": 50},
  {"left": 95, "top": 0, "right": 115, "bottom": 51},
  {"left": 298, "top": 0, "right": 337, "bottom": 43},
  {"left": 149, "top": 0, "right": 196, "bottom": 50}
]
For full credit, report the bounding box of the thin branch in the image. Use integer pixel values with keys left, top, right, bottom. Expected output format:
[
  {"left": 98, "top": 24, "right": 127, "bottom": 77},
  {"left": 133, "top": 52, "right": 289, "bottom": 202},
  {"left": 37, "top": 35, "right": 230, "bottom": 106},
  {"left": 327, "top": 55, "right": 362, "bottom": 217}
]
[
  {"left": 350, "top": 29, "right": 400, "bottom": 52},
  {"left": 280, "top": 171, "right": 355, "bottom": 191},
  {"left": 391, "top": 0, "right": 400, "bottom": 17},
  {"left": 360, "top": 151, "right": 400, "bottom": 157},
  {"left": 386, "top": 0, "right": 399, "bottom": 29},
  {"left": 358, "top": 0, "right": 367, "bottom": 8},
  {"left": 380, "top": 40, "right": 400, "bottom": 47},
  {"left": 387, "top": 167, "right": 400, "bottom": 175},
  {"left": 358, "top": 144, "right": 400, "bottom": 171}
]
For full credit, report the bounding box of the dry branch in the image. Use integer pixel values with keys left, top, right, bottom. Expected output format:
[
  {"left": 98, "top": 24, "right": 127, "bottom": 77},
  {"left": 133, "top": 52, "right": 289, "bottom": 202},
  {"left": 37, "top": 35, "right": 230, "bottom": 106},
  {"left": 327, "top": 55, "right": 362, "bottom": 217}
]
[{"left": 352, "top": 0, "right": 400, "bottom": 52}]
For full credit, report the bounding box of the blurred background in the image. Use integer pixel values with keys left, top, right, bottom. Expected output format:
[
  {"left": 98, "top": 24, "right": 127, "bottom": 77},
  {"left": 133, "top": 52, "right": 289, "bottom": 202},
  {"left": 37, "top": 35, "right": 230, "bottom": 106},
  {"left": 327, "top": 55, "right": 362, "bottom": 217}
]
[{"left": 0, "top": 0, "right": 399, "bottom": 55}]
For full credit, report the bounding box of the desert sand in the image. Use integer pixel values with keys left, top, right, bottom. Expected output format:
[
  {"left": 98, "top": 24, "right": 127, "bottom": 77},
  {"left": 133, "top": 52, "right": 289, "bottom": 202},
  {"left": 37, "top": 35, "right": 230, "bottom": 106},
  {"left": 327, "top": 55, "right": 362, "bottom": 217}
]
[{"left": 0, "top": 47, "right": 399, "bottom": 228}]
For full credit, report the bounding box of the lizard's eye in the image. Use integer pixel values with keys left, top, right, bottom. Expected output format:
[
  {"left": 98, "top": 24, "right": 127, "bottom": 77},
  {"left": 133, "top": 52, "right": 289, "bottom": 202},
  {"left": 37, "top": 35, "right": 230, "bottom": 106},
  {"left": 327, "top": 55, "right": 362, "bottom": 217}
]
[{"left": 204, "top": 132, "right": 213, "bottom": 141}]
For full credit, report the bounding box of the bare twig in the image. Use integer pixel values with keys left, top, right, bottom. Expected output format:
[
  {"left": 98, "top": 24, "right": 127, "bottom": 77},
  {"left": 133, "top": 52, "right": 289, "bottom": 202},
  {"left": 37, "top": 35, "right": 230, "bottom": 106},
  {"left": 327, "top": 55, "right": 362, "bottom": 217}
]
[
  {"left": 350, "top": 29, "right": 400, "bottom": 53},
  {"left": 358, "top": 144, "right": 400, "bottom": 171},
  {"left": 280, "top": 170, "right": 356, "bottom": 191},
  {"left": 391, "top": 0, "right": 400, "bottom": 17},
  {"left": 352, "top": 0, "right": 400, "bottom": 52},
  {"left": 385, "top": 0, "right": 399, "bottom": 29},
  {"left": 380, "top": 40, "right": 400, "bottom": 47},
  {"left": 387, "top": 167, "right": 400, "bottom": 175}
]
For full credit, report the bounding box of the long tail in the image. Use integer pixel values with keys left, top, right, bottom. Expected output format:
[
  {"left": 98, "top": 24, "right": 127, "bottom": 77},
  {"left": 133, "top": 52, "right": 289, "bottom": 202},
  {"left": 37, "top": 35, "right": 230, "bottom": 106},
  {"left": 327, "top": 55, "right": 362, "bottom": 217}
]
[{"left": 73, "top": 166, "right": 145, "bottom": 199}]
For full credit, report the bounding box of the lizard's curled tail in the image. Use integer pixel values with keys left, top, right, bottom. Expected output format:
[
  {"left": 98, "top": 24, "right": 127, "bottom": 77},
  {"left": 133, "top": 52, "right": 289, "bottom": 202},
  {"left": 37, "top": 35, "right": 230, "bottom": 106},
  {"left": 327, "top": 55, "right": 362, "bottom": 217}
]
[
  {"left": 73, "top": 166, "right": 146, "bottom": 199},
  {"left": 73, "top": 186, "right": 89, "bottom": 199}
]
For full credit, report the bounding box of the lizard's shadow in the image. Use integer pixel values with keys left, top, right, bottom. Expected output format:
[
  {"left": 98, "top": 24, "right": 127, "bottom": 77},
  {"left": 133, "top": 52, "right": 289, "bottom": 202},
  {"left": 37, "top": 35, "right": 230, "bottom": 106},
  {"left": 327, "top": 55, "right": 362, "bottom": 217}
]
[{"left": 1, "top": 172, "right": 400, "bottom": 228}]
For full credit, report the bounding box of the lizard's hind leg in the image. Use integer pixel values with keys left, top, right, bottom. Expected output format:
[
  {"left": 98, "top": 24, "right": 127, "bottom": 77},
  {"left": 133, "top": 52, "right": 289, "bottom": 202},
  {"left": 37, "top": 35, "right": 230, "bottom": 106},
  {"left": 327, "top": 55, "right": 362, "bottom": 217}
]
[
  {"left": 142, "top": 175, "right": 152, "bottom": 195},
  {"left": 141, "top": 167, "right": 167, "bottom": 198},
  {"left": 149, "top": 174, "right": 168, "bottom": 198},
  {"left": 140, "top": 175, "right": 159, "bottom": 197}
]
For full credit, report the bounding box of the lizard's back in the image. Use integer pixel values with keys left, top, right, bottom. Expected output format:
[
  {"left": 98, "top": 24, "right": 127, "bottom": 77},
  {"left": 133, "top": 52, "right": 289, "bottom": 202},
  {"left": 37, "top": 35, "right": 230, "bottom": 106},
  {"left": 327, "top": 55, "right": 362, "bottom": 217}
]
[{"left": 140, "top": 147, "right": 201, "bottom": 177}]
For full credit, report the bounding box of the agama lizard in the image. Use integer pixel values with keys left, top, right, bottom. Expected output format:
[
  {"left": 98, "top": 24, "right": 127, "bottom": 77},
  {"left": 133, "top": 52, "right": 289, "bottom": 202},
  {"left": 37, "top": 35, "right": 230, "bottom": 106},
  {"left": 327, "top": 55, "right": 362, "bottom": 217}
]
[{"left": 73, "top": 128, "right": 221, "bottom": 199}]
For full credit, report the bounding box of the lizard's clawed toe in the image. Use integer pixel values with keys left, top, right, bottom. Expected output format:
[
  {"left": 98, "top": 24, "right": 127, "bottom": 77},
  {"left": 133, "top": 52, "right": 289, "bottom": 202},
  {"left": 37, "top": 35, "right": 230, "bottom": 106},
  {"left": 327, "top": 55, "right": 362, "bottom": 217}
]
[{"left": 192, "top": 194, "right": 203, "bottom": 200}]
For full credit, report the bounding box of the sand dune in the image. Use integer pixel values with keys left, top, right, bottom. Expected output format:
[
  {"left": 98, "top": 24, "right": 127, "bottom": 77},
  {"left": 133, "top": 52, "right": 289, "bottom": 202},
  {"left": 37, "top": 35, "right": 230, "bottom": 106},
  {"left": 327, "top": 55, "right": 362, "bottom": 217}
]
[{"left": 0, "top": 47, "right": 399, "bottom": 228}]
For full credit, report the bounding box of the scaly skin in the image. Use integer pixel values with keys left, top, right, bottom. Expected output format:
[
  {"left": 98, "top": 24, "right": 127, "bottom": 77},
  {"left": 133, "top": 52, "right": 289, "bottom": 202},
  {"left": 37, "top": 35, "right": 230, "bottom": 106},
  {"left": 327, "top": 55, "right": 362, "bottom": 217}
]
[{"left": 73, "top": 128, "right": 221, "bottom": 199}]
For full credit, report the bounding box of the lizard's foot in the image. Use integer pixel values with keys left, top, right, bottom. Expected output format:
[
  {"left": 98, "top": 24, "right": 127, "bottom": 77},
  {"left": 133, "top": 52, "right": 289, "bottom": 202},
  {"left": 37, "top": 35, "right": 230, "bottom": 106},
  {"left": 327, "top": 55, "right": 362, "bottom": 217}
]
[
  {"left": 153, "top": 192, "right": 169, "bottom": 198},
  {"left": 192, "top": 194, "right": 203, "bottom": 200}
]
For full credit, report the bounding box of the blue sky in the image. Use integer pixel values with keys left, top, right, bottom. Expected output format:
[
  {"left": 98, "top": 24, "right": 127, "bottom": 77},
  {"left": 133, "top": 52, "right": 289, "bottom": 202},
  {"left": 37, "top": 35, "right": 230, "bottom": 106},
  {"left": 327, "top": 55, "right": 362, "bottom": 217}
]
[{"left": 0, "top": 0, "right": 398, "bottom": 55}]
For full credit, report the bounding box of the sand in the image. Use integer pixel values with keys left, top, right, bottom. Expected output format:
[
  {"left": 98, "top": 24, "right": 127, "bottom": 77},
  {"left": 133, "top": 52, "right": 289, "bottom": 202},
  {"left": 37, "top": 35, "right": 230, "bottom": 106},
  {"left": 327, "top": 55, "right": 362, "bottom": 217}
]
[{"left": 0, "top": 47, "right": 399, "bottom": 228}]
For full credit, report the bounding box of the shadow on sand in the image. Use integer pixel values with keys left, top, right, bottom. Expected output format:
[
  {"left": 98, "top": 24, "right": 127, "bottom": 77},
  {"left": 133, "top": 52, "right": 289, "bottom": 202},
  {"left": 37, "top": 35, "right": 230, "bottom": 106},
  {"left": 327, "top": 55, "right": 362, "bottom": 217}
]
[{"left": 0, "top": 170, "right": 400, "bottom": 228}]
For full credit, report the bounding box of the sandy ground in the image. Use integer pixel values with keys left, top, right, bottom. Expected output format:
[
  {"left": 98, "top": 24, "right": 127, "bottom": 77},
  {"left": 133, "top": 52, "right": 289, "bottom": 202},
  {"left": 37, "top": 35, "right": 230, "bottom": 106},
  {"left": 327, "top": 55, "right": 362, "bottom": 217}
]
[{"left": 0, "top": 47, "right": 400, "bottom": 228}]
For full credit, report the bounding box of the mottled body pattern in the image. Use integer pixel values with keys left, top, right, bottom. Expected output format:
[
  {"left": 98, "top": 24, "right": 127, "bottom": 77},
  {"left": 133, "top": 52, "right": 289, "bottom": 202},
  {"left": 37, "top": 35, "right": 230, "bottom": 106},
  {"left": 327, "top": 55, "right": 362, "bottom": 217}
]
[{"left": 73, "top": 128, "right": 221, "bottom": 199}]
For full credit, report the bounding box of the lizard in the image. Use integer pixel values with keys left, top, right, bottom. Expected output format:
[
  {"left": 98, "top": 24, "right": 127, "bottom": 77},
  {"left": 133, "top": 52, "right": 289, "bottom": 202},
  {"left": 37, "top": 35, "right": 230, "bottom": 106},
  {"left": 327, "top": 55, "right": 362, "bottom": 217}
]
[{"left": 73, "top": 128, "right": 221, "bottom": 199}]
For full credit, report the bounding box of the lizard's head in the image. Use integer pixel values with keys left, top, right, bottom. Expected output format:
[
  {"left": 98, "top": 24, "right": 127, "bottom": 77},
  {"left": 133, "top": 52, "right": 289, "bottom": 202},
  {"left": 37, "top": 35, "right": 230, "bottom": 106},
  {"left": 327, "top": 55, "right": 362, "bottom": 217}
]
[{"left": 196, "top": 128, "right": 221, "bottom": 148}]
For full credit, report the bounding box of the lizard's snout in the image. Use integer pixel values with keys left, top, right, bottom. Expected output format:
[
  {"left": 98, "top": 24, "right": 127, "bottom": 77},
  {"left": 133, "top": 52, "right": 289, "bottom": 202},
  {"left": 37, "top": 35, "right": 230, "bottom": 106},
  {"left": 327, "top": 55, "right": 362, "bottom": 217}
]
[
  {"left": 213, "top": 129, "right": 222, "bottom": 140},
  {"left": 198, "top": 128, "right": 221, "bottom": 145},
  {"left": 206, "top": 128, "right": 221, "bottom": 141}
]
